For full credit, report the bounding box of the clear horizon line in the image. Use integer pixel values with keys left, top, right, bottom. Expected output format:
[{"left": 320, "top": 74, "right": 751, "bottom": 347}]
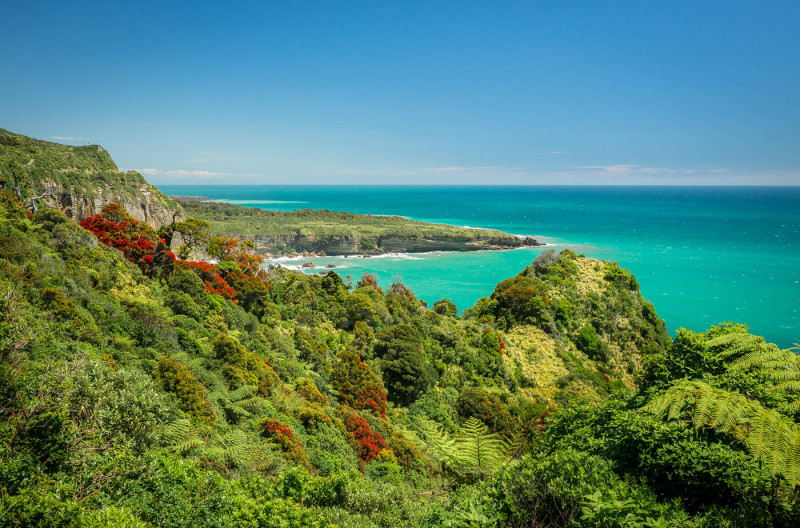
[{"left": 155, "top": 183, "right": 800, "bottom": 188}]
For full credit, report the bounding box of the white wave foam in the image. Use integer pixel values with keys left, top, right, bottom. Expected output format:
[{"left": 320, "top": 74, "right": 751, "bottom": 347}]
[{"left": 203, "top": 199, "right": 308, "bottom": 205}]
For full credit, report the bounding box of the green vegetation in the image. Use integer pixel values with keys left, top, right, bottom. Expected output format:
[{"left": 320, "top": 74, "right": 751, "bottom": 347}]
[
  {"left": 180, "top": 198, "right": 519, "bottom": 240},
  {"left": 0, "top": 179, "right": 798, "bottom": 526},
  {"left": 0, "top": 128, "right": 180, "bottom": 212}
]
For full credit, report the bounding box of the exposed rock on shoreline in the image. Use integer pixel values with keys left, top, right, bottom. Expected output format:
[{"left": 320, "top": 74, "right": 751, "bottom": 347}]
[{"left": 228, "top": 232, "right": 544, "bottom": 257}]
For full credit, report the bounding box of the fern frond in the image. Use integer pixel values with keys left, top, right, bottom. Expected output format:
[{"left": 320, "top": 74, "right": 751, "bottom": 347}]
[
  {"left": 421, "top": 417, "right": 511, "bottom": 482},
  {"left": 226, "top": 404, "right": 251, "bottom": 418},
  {"left": 163, "top": 418, "right": 192, "bottom": 444},
  {"left": 645, "top": 380, "right": 800, "bottom": 486},
  {"left": 236, "top": 397, "right": 266, "bottom": 413},
  {"left": 228, "top": 384, "right": 258, "bottom": 403},
  {"left": 708, "top": 333, "right": 771, "bottom": 358},
  {"left": 175, "top": 437, "right": 204, "bottom": 454}
]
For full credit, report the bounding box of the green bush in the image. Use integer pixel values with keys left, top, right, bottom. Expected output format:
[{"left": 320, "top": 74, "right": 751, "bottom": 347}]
[
  {"left": 489, "top": 449, "right": 687, "bottom": 527},
  {"left": 455, "top": 387, "right": 514, "bottom": 436},
  {"left": 433, "top": 298, "right": 458, "bottom": 316},
  {"left": 153, "top": 357, "right": 215, "bottom": 424},
  {"left": 164, "top": 291, "right": 203, "bottom": 321},
  {"left": 573, "top": 325, "right": 609, "bottom": 361},
  {"left": 374, "top": 324, "right": 430, "bottom": 406}
]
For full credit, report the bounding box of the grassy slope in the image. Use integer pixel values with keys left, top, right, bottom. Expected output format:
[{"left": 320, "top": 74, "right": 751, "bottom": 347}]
[{"left": 180, "top": 199, "right": 520, "bottom": 240}]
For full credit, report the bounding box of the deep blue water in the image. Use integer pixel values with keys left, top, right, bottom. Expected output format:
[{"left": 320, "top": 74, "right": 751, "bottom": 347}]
[{"left": 159, "top": 185, "right": 800, "bottom": 348}]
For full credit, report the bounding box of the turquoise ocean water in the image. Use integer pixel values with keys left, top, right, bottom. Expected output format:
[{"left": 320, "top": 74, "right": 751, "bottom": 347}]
[{"left": 159, "top": 186, "right": 800, "bottom": 348}]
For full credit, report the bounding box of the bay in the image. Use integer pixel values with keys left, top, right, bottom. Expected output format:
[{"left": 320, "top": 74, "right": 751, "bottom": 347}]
[{"left": 159, "top": 185, "right": 800, "bottom": 348}]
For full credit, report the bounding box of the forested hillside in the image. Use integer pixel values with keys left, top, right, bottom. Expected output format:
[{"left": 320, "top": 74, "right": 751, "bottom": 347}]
[{"left": 1, "top": 187, "right": 798, "bottom": 527}]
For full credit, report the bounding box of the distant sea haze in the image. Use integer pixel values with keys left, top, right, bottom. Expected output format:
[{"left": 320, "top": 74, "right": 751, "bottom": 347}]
[{"left": 160, "top": 185, "right": 800, "bottom": 349}]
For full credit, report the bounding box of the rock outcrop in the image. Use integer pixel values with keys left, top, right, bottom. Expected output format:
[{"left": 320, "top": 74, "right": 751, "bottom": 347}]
[{"left": 231, "top": 233, "right": 543, "bottom": 256}]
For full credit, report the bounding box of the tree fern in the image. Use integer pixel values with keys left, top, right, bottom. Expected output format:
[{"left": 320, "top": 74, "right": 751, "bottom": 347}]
[
  {"left": 644, "top": 380, "right": 800, "bottom": 486},
  {"left": 209, "top": 384, "right": 262, "bottom": 424},
  {"left": 163, "top": 418, "right": 205, "bottom": 454},
  {"left": 707, "top": 333, "right": 800, "bottom": 410},
  {"left": 163, "top": 418, "right": 192, "bottom": 445},
  {"left": 421, "top": 417, "right": 513, "bottom": 483}
]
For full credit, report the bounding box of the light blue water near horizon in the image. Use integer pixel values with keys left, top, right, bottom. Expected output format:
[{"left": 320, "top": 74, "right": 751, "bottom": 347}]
[{"left": 160, "top": 185, "right": 800, "bottom": 348}]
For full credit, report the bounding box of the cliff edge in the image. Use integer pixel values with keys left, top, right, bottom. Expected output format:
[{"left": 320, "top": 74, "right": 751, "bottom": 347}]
[{"left": 0, "top": 129, "right": 182, "bottom": 228}]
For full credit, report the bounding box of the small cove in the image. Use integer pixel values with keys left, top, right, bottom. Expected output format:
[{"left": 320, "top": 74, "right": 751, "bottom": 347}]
[{"left": 161, "top": 185, "right": 800, "bottom": 348}]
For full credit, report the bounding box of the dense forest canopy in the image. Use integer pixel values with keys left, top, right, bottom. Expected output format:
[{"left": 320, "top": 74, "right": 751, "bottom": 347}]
[{"left": 0, "top": 183, "right": 799, "bottom": 526}]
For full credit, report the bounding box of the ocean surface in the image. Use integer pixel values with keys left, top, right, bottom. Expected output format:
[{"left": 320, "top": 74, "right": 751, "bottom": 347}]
[{"left": 159, "top": 185, "right": 800, "bottom": 349}]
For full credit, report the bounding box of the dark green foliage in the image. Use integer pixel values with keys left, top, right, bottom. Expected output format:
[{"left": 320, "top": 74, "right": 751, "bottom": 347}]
[
  {"left": 573, "top": 325, "right": 609, "bottom": 361},
  {"left": 165, "top": 291, "right": 204, "bottom": 321},
  {"left": 544, "top": 397, "right": 774, "bottom": 511},
  {"left": 434, "top": 298, "right": 458, "bottom": 316},
  {"left": 294, "top": 328, "right": 332, "bottom": 376},
  {"left": 214, "top": 334, "right": 247, "bottom": 365},
  {"left": 374, "top": 324, "right": 431, "bottom": 405},
  {"left": 154, "top": 357, "right": 215, "bottom": 424},
  {"left": 167, "top": 268, "right": 208, "bottom": 301},
  {"left": 331, "top": 349, "right": 387, "bottom": 417},
  {"left": 455, "top": 387, "right": 514, "bottom": 436},
  {"left": 490, "top": 275, "right": 552, "bottom": 329},
  {"left": 604, "top": 261, "right": 640, "bottom": 291},
  {"left": 490, "top": 449, "right": 689, "bottom": 527}
]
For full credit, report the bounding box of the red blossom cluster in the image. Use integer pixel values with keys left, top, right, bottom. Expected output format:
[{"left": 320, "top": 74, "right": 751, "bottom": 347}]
[
  {"left": 175, "top": 260, "right": 238, "bottom": 301},
  {"left": 81, "top": 203, "right": 175, "bottom": 274},
  {"left": 356, "top": 273, "right": 383, "bottom": 293},
  {"left": 347, "top": 371, "right": 387, "bottom": 417},
  {"left": 331, "top": 350, "right": 387, "bottom": 418},
  {"left": 340, "top": 410, "right": 387, "bottom": 464},
  {"left": 259, "top": 417, "right": 308, "bottom": 465}
]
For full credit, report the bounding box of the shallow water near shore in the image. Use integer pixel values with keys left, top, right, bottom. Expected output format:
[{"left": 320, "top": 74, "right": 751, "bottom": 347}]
[{"left": 160, "top": 185, "right": 800, "bottom": 348}]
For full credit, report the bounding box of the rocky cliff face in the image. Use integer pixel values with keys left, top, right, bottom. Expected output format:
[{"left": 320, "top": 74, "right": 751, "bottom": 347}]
[
  {"left": 36, "top": 177, "right": 182, "bottom": 229},
  {"left": 233, "top": 233, "right": 542, "bottom": 256},
  {"left": 0, "top": 129, "right": 182, "bottom": 229}
]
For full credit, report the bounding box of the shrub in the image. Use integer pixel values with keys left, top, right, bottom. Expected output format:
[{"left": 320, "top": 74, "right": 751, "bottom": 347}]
[
  {"left": 164, "top": 291, "right": 203, "bottom": 321},
  {"left": 304, "top": 423, "right": 360, "bottom": 475},
  {"left": 455, "top": 387, "right": 514, "bottom": 436},
  {"left": 214, "top": 334, "right": 247, "bottom": 365},
  {"left": 41, "top": 287, "right": 76, "bottom": 320},
  {"left": 374, "top": 324, "right": 430, "bottom": 406},
  {"left": 490, "top": 449, "right": 688, "bottom": 527},
  {"left": 433, "top": 298, "right": 457, "bottom": 316},
  {"left": 331, "top": 350, "right": 387, "bottom": 417},
  {"left": 574, "top": 325, "right": 609, "bottom": 361},
  {"left": 336, "top": 407, "right": 388, "bottom": 465},
  {"left": 175, "top": 260, "right": 237, "bottom": 301},
  {"left": 298, "top": 406, "right": 334, "bottom": 431},
  {"left": 153, "top": 357, "right": 215, "bottom": 424},
  {"left": 80, "top": 203, "right": 175, "bottom": 275},
  {"left": 604, "top": 262, "right": 639, "bottom": 291},
  {"left": 259, "top": 417, "right": 309, "bottom": 467},
  {"left": 296, "top": 378, "right": 328, "bottom": 407},
  {"left": 167, "top": 268, "right": 208, "bottom": 300},
  {"left": 489, "top": 275, "right": 552, "bottom": 328}
]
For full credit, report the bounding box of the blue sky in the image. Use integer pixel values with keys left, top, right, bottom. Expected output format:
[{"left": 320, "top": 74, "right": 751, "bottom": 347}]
[{"left": 1, "top": 1, "right": 798, "bottom": 185}]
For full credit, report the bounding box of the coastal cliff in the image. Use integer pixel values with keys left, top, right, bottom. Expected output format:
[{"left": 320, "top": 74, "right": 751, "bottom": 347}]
[
  {"left": 0, "top": 129, "right": 182, "bottom": 228},
  {"left": 179, "top": 199, "right": 543, "bottom": 256},
  {"left": 236, "top": 232, "right": 541, "bottom": 256},
  {"left": 0, "top": 129, "right": 540, "bottom": 254}
]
